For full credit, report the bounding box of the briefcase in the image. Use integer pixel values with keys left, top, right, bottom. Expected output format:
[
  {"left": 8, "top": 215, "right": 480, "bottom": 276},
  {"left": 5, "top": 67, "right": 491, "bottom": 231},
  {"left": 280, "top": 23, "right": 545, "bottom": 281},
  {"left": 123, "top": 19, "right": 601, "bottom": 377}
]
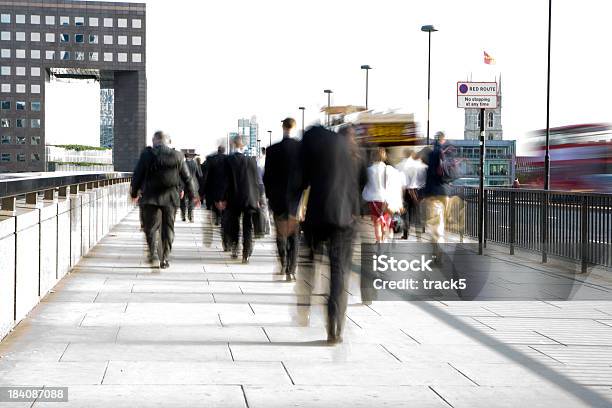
[{"left": 253, "top": 208, "right": 266, "bottom": 238}]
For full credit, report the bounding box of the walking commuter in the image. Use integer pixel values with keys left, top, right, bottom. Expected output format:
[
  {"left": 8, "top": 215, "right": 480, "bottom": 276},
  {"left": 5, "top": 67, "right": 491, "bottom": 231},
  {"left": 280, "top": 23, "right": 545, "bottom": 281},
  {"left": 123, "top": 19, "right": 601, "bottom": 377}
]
[
  {"left": 202, "top": 146, "right": 229, "bottom": 249},
  {"left": 256, "top": 147, "right": 271, "bottom": 236},
  {"left": 219, "top": 135, "right": 260, "bottom": 263},
  {"left": 202, "top": 146, "right": 227, "bottom": 226},
  {"left": 179, "top": 154, "right": 202, "bottom": 222},
  {"left": 362, "top": 147, "right": 403, "bottom": 243},
  {"left": 264, "top": 118, "right": 302, "bottom": 279},
  {"left": 396, "top": 149, "right": 427, "bottom": 239},
  {"left": 297, "top": 125, "right": 362, "bottom": 344},
  {"left": 130, "top": 131, "right": 198, "bottom": 269},
  {"left": 422, "top": 131, "right": 451, "bottom": 245}
]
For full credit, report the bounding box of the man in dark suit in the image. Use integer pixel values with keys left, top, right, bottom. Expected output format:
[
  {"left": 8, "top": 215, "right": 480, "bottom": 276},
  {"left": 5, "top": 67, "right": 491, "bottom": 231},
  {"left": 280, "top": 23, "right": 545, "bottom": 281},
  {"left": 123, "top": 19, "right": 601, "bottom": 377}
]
[
  {"left": 220, "top": 135, "right": 260, "bottom": 263},
  {"left": 130, "top": 131, "right": 198, "bottom": 269},
  {"left": 179, "top": 154, "right": 202, "bottom": 223},
  {"left": 201, "top": 145, "right": 227, "bottom": 226},
  {"left": 296, "top": 125, "right": 362, "bottom": 343},
  {"left": 263, "top": 118, "right": 302, "bottom": 279}
]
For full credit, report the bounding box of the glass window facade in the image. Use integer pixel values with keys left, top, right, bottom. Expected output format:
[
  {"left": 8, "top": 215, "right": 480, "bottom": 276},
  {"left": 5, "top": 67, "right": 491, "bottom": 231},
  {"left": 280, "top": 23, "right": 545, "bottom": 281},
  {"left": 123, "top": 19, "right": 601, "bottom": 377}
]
[{"left": 0, "top": 2, "right": 147, "bottom": 171}]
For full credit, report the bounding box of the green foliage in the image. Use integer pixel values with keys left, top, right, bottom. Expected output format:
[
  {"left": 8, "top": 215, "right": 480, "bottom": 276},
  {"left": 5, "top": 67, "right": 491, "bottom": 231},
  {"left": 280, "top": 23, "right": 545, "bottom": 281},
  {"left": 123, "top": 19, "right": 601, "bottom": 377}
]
[
  {"left": 49, "top": 161, "right": 110, "bottom": 167},
  {"left": 49, "top": 144, "right": 110, "bottom": 152}
]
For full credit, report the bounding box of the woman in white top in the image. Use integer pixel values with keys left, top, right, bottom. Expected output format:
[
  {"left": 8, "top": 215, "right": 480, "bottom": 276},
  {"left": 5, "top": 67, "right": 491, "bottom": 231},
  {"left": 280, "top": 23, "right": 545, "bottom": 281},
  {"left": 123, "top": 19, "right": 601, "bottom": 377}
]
[{"left": 362, "top": 147, "right": 404, "bottom": 243}]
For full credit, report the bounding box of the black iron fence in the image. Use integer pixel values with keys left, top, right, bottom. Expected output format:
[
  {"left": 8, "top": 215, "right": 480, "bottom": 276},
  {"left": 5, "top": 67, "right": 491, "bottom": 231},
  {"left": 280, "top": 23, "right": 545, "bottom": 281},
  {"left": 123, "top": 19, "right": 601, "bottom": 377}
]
[{"left": 448, "top": 187, "right": 612, "bottom": 271}]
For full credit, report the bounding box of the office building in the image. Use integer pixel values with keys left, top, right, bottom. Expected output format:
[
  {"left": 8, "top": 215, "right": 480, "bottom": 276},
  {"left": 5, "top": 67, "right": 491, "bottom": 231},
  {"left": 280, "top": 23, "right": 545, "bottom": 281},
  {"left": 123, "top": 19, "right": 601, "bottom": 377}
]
[{"left": 0, "top": 0, "right": 146, "bottom": 173}]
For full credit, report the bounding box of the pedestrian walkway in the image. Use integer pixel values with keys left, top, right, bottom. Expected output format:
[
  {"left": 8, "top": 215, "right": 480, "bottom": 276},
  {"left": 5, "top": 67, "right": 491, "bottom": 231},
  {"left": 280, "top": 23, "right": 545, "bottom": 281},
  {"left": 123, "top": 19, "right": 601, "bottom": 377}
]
[{"left": 1, "top": 208, "right": 612, "bottom": 407}]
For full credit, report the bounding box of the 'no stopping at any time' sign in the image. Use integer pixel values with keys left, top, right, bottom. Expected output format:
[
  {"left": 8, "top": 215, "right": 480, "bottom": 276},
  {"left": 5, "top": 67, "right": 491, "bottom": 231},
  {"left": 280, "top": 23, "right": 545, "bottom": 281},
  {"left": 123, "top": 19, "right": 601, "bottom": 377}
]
[{"left": 457, "top": 82, "right": 498, "bottom": 109}]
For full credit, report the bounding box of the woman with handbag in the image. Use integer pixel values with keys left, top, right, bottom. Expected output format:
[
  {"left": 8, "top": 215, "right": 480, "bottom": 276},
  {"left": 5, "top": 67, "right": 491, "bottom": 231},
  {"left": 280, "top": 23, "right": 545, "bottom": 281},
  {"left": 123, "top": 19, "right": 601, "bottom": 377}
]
[{"left": 361, "top": 147, "right": 403, "bottom": 243}]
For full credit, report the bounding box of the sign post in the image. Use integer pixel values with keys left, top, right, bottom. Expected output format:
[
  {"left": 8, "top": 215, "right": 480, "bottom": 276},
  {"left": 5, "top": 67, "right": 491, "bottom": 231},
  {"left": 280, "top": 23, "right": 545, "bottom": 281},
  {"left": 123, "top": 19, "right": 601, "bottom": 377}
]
[
  {"left": 457, "top": 82, "right": 497, "bottom": 255},
  {"left": 478, "top": 108, "right": 485, "bottom": 255}
]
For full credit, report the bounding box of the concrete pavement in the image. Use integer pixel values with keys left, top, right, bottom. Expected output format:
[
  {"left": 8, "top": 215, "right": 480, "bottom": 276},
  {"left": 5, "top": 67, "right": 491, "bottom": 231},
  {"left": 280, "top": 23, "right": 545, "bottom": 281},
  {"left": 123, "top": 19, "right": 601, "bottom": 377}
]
[{"left": 1, "top": 208, "right": 612, "bottom": 407}]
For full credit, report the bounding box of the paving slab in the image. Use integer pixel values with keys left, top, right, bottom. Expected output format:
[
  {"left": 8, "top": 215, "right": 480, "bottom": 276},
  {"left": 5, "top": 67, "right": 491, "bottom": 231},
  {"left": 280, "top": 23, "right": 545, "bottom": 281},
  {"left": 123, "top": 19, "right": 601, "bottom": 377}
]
[{"left": 1, "top": 209, "right": 611, "bottom": 407}]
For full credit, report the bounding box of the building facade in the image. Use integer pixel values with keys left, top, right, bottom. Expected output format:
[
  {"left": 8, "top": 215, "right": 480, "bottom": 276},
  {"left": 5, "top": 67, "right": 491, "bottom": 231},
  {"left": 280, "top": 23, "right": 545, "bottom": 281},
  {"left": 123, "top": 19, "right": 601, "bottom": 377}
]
[
  {"left": 0, "top": 0, "right": 146, "bottom": 173},
  {"left": 237, "top": 116, "right": 258, "bottom": 156},
  {"left": 451, "top": 77, "right": 516, "bottom": 186},
  {"left": 450, "top": 139, "right": 516, "bottom": 186},
  {"left": 99, "top": 87, "right": 113, "bottom": 148},
  {"left": 46, "top": 144, "right": 112, "bottom": 171},
  {"left": 464, "top": 77, "right": 503, "bottom": 140}
]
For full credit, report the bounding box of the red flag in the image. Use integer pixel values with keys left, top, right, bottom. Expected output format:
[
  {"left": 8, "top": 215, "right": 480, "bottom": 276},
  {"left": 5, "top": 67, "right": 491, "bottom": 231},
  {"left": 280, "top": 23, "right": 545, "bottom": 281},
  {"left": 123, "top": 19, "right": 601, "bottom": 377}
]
[{"left": 484, "top": 51, "right": 495, "bottom": 65}]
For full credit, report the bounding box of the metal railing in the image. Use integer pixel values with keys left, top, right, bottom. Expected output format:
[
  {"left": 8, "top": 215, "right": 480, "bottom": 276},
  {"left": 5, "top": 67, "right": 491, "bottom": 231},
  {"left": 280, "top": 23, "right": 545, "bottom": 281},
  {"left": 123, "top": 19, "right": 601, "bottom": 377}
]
[{"left": 448, "top": 186, "right": 612, "bottom": 272}]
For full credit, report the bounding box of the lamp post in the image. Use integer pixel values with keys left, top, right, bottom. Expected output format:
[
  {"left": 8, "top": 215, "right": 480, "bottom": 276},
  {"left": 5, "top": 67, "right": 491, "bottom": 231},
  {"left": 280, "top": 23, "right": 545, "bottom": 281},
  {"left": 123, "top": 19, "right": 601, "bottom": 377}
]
[
  {"left": 298, "top": 106, "right": 305, "bottom": 136},
  {"left": 421, "top": 24, "right": 437, "bottom": 145},
  {"left": 542, "top": 0, "right": 553, "bottom": 264},
  {"left": 360, "top": 65, "right": 372, "bottom": 110},
  {"left": 323, "top": 89, "right": 332, "bottom": 127},
  {"left": 267, "top": 130, "right": 272, "bottom": 147},
  {"left": 544, "top": 0, "right": 552, "bottom": 190}
]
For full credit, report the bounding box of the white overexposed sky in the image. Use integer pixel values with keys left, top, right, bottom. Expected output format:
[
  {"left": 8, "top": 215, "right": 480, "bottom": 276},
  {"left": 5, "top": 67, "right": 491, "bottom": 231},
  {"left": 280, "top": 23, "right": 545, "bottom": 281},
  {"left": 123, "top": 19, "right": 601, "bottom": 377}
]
[{"left": 48, "top": 0, "right": 612, "bottom": 155}]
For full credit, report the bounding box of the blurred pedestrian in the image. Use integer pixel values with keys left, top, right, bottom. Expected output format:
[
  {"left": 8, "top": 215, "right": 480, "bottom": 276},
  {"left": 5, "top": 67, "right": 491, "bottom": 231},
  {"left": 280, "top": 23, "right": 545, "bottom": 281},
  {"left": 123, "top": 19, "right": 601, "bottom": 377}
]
[
  {"left": 362, "top": 147, "right": 403, "bottom": 243},
  {"left": 130, "top": 131, "right": 198, "bottom": 269},
  {"left": 202, "top": 145, "right": 229, "bottom": 249},
  {"left": 220, "top": 135, "right": 260, "bottom": 263},
  {"left": 422, "top": 131, "right": 451, "bottom": 246},
  {"left": 513, "top": 177, "right": 520, "bottom": 188},
  {"left": 396, "top": 149, "right": 427, "bottom": 239},
  {"left": 179, "top": 153, "right": 202, "bottom": 223},
  {"left": 298, "top": 125, "right": 361, "bottom": 344},
  {"left": 256, "top": 147, "right": 271, "bottom": 237},
  {"left": 264, "top": 118, "right": 302, "bottom": 279}
]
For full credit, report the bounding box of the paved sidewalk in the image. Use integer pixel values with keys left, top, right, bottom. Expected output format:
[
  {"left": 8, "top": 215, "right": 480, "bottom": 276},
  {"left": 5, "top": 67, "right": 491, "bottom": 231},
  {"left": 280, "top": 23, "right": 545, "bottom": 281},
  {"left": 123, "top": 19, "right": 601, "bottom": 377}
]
[{"left": 1, "top": 208, "right": 612, "bottom": 407}]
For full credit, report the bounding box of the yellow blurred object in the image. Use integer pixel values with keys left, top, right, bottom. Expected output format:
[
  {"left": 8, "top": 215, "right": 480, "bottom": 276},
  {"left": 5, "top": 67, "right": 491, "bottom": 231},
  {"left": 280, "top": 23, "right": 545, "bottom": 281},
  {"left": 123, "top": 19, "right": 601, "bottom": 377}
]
[{"left": 297, "top": 187, "right": 310, "bottom": 222}]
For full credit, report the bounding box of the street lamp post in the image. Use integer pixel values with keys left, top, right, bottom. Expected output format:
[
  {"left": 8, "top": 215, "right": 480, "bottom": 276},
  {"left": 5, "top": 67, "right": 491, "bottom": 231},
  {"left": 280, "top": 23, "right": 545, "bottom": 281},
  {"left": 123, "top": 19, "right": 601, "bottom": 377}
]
[
  {"left": 298, "top": 106, "right": 305, "bottom": 136},
  {"left": 323, "top": 89, "right": 333, "bottom": 127},
  {"left": 542, "top": 0, "right": 553, "bottom": 264},
  {"left": 421, "top": 24, "right": 438, "bottom": 145},
  {"left": 544, "top": 0, "right": 552, "bottom": 190},
  {"left": 360, "top": 65, "right": 372, "bottom": 110},
  {"left": 267, "top": 130, "right": 272, "bottom": 147}
]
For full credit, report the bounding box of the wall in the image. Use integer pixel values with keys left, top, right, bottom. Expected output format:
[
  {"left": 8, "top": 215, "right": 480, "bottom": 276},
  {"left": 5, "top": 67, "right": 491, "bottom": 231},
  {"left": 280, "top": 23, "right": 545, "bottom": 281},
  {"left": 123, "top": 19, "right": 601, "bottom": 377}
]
[{"left": 0, "top": 179, "right": 132, "bottom": 340}]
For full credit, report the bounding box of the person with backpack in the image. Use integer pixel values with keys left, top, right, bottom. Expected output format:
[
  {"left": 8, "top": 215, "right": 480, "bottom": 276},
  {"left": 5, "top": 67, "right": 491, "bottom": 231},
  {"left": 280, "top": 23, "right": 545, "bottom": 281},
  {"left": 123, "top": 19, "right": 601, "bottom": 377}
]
[
  {"left": 130, "top": 131, "right": 199, "bottom": 269},
  {"left": 422, "top": 131, "right": 452, "bottom": 245}
]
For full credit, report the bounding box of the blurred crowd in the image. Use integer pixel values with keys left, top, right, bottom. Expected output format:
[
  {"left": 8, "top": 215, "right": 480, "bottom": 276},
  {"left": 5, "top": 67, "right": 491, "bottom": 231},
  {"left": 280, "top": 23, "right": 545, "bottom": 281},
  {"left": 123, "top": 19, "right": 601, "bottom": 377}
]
[{"left": 129, "top": 122, "right": 459, "bottom": 343}]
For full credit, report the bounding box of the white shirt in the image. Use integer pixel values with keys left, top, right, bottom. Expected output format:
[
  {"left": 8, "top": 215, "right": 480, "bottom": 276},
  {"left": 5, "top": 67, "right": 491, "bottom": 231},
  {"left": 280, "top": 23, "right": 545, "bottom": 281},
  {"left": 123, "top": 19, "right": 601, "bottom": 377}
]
[
  {"left": 396, "top": 157, "right": 427, "bottom": 189},
  {"left": 362, "top": 162, "right": 405, "bottom": 212}
]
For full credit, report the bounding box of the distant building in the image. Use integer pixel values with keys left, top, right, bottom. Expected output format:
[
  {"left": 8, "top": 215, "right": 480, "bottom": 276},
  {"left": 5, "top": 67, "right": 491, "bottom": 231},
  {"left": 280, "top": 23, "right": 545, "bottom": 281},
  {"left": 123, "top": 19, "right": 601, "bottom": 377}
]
[
  {"left": 450, "top": 76, "right": 516, "bottom": 186},
  {"left": 0, "top": 0, "right": 147, "bottom": 173},
  {"left": 237, "top": 116, "right": 258, "bottom": 156},
  {"left": 464, "top": 77, "right": 503, "bottom": 140},
  {"left": 100, "top": 89, "right": 114, "bottom": 148},
  {"left": 227, "top": 132, "right": 239, "bottom": 153},
  {"left": 45, "top": 145, "right": 113, "bottom": 172},
  {"left": 449, "top": 139, "right": 516, "bottom": 187}
]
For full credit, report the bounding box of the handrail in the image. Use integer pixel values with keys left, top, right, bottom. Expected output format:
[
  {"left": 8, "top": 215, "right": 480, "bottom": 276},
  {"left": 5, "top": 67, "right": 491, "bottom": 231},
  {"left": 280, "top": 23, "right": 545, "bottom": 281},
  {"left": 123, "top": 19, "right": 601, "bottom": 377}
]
[
  {"left": 0, "top": 172, "right": 133, "bottom": 199},
  {"left": 481, "top": 186, "right": 612, "bottom": 197}
]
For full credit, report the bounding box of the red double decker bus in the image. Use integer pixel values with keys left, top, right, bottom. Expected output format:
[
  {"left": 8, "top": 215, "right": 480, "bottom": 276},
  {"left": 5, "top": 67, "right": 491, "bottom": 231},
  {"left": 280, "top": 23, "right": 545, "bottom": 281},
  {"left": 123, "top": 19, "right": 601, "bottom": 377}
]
[{"left": 518, "top": 124, "right": 612, "bottom": 192}]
